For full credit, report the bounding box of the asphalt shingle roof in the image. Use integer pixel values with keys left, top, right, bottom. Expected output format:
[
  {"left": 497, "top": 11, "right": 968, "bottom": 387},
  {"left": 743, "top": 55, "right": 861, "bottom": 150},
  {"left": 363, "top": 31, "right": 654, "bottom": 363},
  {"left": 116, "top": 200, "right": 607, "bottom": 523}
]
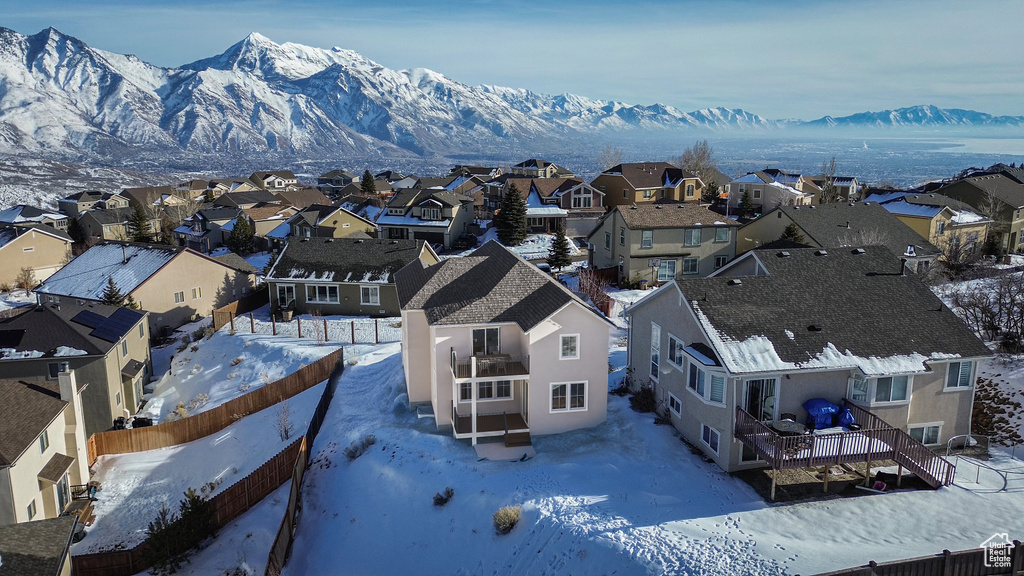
[
  {"left": 615, "top": 203, "right": 741, "bottom": 230},
  {"left": 772, "top": 202, "right": 941, "bottom": 257},
  {"left": 0, "top": 302, "right": 145, "bottom": 361},
  {"left": 0, "top": 379, "right": 66, "bottom": 466},
  {"left": 267, "top": 238, "right": 428, "bottom": 284},
  {"left": 0, "top": 516, "right": 77, "bottom": 576},
  {"left": 395, "top": 240, "right": 582, "bottom": 332},
  {"left": 604, "top": 162, "right": 697, "bottom": 189},
  {"left": 674, "top": 247, "right": 991, "bottom": 375}
]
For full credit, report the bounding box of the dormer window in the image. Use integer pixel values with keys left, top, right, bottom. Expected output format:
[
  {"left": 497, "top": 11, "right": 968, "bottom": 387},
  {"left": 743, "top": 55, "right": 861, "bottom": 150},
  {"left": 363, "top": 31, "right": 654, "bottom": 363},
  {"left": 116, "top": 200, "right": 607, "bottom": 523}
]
[
  {"left": 389, "top": 208, "right": 404, "bottom": 215},
  {"left": 423, "top": 207, "right": 441, "bottom": 221}
]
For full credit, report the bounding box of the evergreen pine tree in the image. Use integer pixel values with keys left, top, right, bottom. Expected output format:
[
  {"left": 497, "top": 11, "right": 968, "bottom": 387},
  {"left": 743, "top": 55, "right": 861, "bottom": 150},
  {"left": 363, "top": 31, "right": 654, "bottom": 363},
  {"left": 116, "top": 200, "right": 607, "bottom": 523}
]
[
  {"left": 780, "top": 222, "right": 806, "bottom": 244},
  {"left": 66, "top": 216, "right": 86, "bottom": 245},
  {"left": 101, "top": 276, "right": 127, "bottom": 307},
  {"left": 700, "top": 180, "right": 719, "bottom": 204},
  {"left": 547, "top": 222, "right": 572, "bottom": 271},
  {"left": 360, "top": 170, "right": 377, "bottom": 195},
  {"left": 496, "top": 184, "right": 528, "bottom": 246},
  {"left": 227, "top": 216, "right": 255, "bottom": 254},
  {"left": 739, "top": 190, "right": 755, "bottom": 219},
  {"left": 127, "top": 204, "right": 154, "bottom": 242}
]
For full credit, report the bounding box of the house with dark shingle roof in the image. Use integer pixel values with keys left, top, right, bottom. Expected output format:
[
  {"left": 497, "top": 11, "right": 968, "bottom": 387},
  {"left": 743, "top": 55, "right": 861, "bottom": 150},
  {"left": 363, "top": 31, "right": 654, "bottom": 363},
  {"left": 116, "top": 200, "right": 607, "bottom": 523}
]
[
  {"left": 76, "top": 207, "right": 163, "bottom": 242},
  {"left": 866, "top": 192, "right": 991, "bottom": 255},
  {"left": 0, "top": 301, "right": 151, "bottom": 436},
  {"left": 173, "top": 206, "right": 242, "bottom": 253},
  {"left": 624, "top": 246, "right": 992, "bottom": 482},
  {"left": 286, "top": 204, "right": 377, "bottom": 241},
  {"left": 0, "top": 224, "right": 72, "bottom": 288},
  {"left": 737, "top": 202, "right": 941, "bottom": 274},
  {"left": 266, "top": 238, "right": 437, "bottom": 317},
  {"left": 936, "top": 173, "right": 1024, "bottom": 253},
  {"left": 57, "top": 190, "right": 106, "bottom": 217},
  {"left": 508, "top": 159, "right": 574, "bottom": 179},
  {"left": 395, "top": 240, "right": 611, "bottom": 449},
  {"left": 728, "top": 171, "right": 814, "bottom": 214},
  {"left": 35, "top": 242, "right": 255, "bottom": 335},
  {"left": 0, "top": 374, "right": 89, "bottom": 526},
  {"left": 0, "top": 516, "right": 78, "bottom": 573},
  {"left": 213, "top": 189, "right": 282, "bottom": 209},
  {"left": 376, "top": 189, "right": 475, "bottom": 251},
  {"left": 591, "top": 162, "right": 703, "bottom": 209},
  {"left": 273, "top": 186, "right": 331, "bottom": 209},
  {"left": 587, "top": 203, "right": 740, "bottom": 284},
  {"left": 250, "top": 170, "right": 298, "bottom": 190},
  {"left": 317, "top": 169, "right": 360, "bottom": 193},
  {"left": 0, "top": 205, "right": 69, "bottom": 233}
]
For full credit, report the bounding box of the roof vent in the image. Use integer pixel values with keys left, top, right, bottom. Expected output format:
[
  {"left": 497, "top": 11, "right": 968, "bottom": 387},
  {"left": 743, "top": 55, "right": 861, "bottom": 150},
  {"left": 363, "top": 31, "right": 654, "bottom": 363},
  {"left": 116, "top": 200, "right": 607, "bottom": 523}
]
[
  {"left": 655, "top": 205, "right": 662, "bottom": 209},
  {"left": 325, "top": 239, "right": 334, "bottom": 243},
  {"left": 355, "top": 239, "right": 364, "bottom": 244},
  {"left": 852, "top": 248, "right": 866, "bottom": 255},
  {"left": 904, "top": 245, "right": 917, "bottom": 257},
  {"left": 845, "top": 220, "right": 851, "bottom": 229},
  {"left": 777, "top": 251, "right": 790, "bottom": 258},
  {"left": 814, "top": 249, "right": 828, "bottom": 256},
  {"left": 849, "top": 202, "right": 855, "bottom": 207},
  {"left": 808, "top": 324, "right": 823, "bottom": 332},
  {"left": 299, "top": 238, "right": 309, "bottom": 243},
  {"left": 727, "top": 279, "right": 742, "bottom": 286},
  {"left": 390, "top": 240, "right": 398, "bottom": 244}
]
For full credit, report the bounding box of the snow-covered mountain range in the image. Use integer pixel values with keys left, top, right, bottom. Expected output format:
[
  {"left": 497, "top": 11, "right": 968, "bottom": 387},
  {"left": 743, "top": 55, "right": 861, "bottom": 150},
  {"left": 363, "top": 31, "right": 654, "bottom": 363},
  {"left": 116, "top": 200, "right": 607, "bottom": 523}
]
[{"left": 1, "top": 27, "right": 1021, "bottom": 161}]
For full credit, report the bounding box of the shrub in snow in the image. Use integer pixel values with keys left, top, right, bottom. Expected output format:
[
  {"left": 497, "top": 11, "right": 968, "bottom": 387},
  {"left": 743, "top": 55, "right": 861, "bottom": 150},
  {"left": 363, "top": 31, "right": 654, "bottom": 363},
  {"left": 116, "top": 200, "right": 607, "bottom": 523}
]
[
  {"left": 275, "top": 402, "right": 294, "bottom": 441},
  {"left": 433, "top": 487, "right": 454, "bottom": 507},
  {"left": 144, "top": 487, "right": 215, "bottom": 575},
  {"left": 190, "top": 344, "right": 199, "bottom": 352},
  {"left": 493, "top": 505, "right": 521, "bottom": 535},
  {"left": 629, "top": 386, "right": 657, "bottom": 413},
  {"left": 344, "top": 435, "right": 376, "bottom": 461},
  {"left": 186, "top": 393, "right": 209, "bottom": 412},
  {"left": 231, "top": 357, "right": 244, "bottom": 366}
]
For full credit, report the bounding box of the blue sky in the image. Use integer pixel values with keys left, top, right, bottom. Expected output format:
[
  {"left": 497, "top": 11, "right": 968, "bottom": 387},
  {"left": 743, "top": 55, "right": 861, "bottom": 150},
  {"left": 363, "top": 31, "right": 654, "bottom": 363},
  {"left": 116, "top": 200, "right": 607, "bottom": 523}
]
[{"left": 2, "top": 0, "right": 1021, "bottom": 119}]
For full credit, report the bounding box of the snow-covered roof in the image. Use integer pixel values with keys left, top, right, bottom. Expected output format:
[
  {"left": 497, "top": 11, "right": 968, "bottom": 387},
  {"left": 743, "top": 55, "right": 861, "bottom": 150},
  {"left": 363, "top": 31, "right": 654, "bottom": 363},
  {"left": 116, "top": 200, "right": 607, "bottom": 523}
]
[
  {"left": 951, "top": 210, "right": 987, "bottom": 225},
  {"left": 0, "top": 205, "right": 66, "bottom": 224},
  {"left": 267, "top": 238, "right": 428, "bottom": 284},
  {"left": 881, "top": 201, "right": 943, "bottom": 219},
  {"left": 36, "top": 243, "right": 183, "bottom": 299},
  {"left": 375, "top": 213, "right": 451, "bottom": 228},
  {"left": 266, "top": 222, "right": 291, "bottom": 238},
  {"left": 525, "top": 190, "right": 567, "bottom": 216}
]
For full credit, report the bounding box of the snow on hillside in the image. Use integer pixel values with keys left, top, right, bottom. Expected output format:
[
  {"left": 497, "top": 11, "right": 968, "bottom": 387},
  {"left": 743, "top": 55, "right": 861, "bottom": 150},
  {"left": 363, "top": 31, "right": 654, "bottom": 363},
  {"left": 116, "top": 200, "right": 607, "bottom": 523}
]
[
  {"left": 75, "top": 382, "right": 324, "bottom": 554},
  {"left": 282, "top": 341, "right": 1024, "bottom": 575},
  {"left": 140, "top": 328, "right": 341, "bottom": 422}
]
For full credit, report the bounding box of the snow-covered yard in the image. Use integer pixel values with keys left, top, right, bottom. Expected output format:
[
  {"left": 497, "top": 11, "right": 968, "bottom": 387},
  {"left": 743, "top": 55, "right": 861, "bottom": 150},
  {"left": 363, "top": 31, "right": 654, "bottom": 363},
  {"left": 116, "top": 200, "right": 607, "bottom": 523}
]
[
  {"left": 140, "top": 327, "right": 341, "bottom": 422},
  {"left": 448, "top": 229, "right": 582, "bottom": 261},
  {"left": 280, "top": 340, "right": 1024, "bottom": 576},
  {"left": 74, "top": 382, "right": 324, "bottom": 554}
]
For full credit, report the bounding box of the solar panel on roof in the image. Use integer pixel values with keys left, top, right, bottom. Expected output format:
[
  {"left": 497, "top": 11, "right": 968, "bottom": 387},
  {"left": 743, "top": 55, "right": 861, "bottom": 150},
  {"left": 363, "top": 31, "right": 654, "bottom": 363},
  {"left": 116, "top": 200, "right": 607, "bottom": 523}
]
[
  {"left": 71, "top": 310, "right": 106, "bottom": 329},
  {"left": 90, "top": 307, "right": 144, "bottom": 343}
]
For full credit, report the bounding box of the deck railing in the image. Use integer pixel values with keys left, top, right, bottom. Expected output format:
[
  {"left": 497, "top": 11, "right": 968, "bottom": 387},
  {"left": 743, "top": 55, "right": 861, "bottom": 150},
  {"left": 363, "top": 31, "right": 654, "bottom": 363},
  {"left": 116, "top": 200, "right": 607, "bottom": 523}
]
[{"left": 453, "top": 355, "right": 530, "bottom": 379}]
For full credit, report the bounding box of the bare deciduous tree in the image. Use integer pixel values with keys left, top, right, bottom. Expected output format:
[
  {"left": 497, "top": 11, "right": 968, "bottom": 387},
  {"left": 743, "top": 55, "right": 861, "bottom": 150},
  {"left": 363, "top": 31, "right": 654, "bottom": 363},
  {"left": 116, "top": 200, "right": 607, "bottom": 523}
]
[
  {"left": 939, "top": 229, "right": 982, "bottom": 279},
  {"left": 274, "top": 401, "right": 293, "bottom": 441},
  {"left": 678, "top": 140, "right": 718, "bottom": 188},
  {"left": 596, "top": 146, "right": 623, "bottom": 172},
  {"left": 578, "top": 267, "right": 611, "bottom": 312},
  {"left": 818, "top": 157, "right": 839, "bottom": 204}
]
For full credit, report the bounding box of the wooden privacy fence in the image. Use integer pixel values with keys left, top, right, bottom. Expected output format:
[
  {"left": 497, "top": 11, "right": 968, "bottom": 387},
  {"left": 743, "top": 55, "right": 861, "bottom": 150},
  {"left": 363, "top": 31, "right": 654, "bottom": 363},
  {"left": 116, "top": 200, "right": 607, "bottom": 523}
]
[
  {"left": 808, "top": 541, "right": 1024, "bottom": 576},
  {"left": 212, "top": 286, "right": 270, "bottom": 331},
  {"left": 72, "top": 438, "right": 307, "bottom": 576},
  {"left": 265, "top": 342, "right": 345, "bottom": 575},
  {"left": 225, "top": 313, "right": 402, "bottom": 345},
  {"left": 87, "top": 349, "right": 343, "bottom": 466}
]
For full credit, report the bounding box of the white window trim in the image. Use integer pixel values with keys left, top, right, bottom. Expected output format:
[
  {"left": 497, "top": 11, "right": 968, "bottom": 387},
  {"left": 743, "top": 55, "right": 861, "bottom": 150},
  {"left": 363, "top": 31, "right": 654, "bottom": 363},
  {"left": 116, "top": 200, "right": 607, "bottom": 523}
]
[
  {"left": 458, "top": 381, "right": 473, "bottom": 403},
  {"left": 550, "top": 381, "right": 588, "bottom": 413},
  {"left": 714, "top": 227, "right": 730, "bottom": 243},
  {"left": 666, "top": 334, "right": 685, "bottom": 369},
  {"left": 472, "top": 379, "right": 514, "bottom": 403},
  {"left": 701, "top": 424, "right": 721, "bottom": 455},
  {"left": 360, "top": 285, "right": 381, "bottom": 306},
  {"left": 191, "top": 286, "right": 202, "bottom": 300},
  {"left": 908, "top": 421, "right": 943, "bottom": 446},
  {"left": 685, "top": 361, "right": 727, "bottom": 406},
  {"left": 684, "top": 228, "right": 701, "bottom": 247},
  {"left": 560, "top": 334, "right": 580, "bottom": 360},
  {"left": 307, "top": 284, "right": 340, "bottom": 304},
  {"left": 173, "top": 290, "right": 185, "bottom": 304},
  {"left": 668, "top": 392, "right": 682, "bottom": 417},
  {"left": 682, "top": 257, "right": 699, "bottom": 275},
  {"left": 640, "top": 230, "right": 653, "bottom": 249},
  {"left": 849, "top": 374, "right": 914, "bottom": 406},
  {"left": 649, "top": 322, "right": 661, "bottom": 382},
  {"left": 944, "top": 360, "right": 974, "bottom": 390}
]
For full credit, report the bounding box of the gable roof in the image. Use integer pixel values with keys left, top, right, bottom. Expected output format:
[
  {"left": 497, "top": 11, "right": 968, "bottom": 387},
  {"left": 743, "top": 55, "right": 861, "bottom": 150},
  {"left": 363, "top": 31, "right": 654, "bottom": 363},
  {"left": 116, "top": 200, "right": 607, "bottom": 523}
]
[
  {"left": 61, "top": 190, "right": 105, "bottom": 203},
  {"left": 121, "top": 186, "right": 177, "bottom": 206},
  {"left": 945, "top": 174, "right": 1024, "bottom": 208},
  {"left": 612, "top": 203, "right": 741, "bottom": 230},
  {"left": 274, "top": 187, "right": 331, "bottom": 208},
  {"left": 764, "top": 202, "right": 941, "bottom": 257},
  {"left": 35, "top": 241, "right": 235, "bottom": 300},
  {"left": 267, "top": 238, "right": 430, "bottom": 284},
  {"left": 396, "top": 240, "right": 602, "bottom": 331},
  {"left": 0, "top": 224, "right": 72, "bottom": 247},
  {"left": 214, "top": 189, "right": 281, "bottom": 206},
  {"left": 0, "top": 302, "right": 146, "bottom": 362},
  {"left": 673, "top": 247, "right": 991, "bottom": 376},
  {"left": 603, "top": 162, "right": 699, "bottom": 190},
  {"left": 212, "top": 252, "right": 259, "bottom": 274},
  {"left": 0, "top": 516, "right": 77, "bottom": 576},
  {"left": 251, "top": 170, "right": 296, "bottom": 182},
  {"left": 0, "top": 205, "right": 67, "bottom": 225},
  {"left": 0, "top": 379, "right": 67, "bottom": 466}
]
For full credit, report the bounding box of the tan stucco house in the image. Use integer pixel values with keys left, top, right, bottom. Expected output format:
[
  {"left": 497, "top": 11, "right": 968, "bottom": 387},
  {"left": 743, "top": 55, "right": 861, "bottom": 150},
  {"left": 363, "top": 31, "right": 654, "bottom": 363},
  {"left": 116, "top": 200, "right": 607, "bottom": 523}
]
[
  {"left": 376, "top": 189, "right": 475, "bottom": 251},
  {"left": 0, "top": 302, "right": 151, "bottom": 435},
  {"left": 866, "top": 192, "right": 992, "bottom": 257},
  {"left": 590, "top": 162, "right": 703, "bottom": 209},
  {"left": 0, "top": 225, "right": 72, "bottom": 288},
  {"left": 625, "top": 246, "right": 991, "bottom": 492},
  {"left": 34, "top": 242, "right": 255, "bottom": 335},
  {"left": 0, "top": 373, "right": 90, "bottom": 526},
  {"left": 587, "top": 203, "right": 740, "bottom": 284},
  {"left": 395, "top": 241, "right": 611, "bottom": 448},
  {"left": 287, "top": 204, "right": 377, "bottom": 239},
  {"left": 266, "top": 238, "right": 438, "bottom": 317},
  {"left": 936, "top": 172, "right": 1024, "bottom": 253}
]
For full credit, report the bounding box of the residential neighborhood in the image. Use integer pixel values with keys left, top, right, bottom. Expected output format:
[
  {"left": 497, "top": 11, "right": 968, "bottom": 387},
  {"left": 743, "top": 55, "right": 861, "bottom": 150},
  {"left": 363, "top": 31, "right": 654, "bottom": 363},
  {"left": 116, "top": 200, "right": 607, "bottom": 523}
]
[{"left": 0, "top": 153, "right": 1021, "bottom": 576}]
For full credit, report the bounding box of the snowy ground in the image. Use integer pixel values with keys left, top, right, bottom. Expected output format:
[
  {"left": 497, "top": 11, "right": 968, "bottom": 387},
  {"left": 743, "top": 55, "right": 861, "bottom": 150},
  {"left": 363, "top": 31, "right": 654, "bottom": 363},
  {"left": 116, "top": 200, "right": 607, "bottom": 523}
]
[
  {"left": 280, "top": 341, "right": 1024, "bottom": 576},
  {"left": 140, "top": 327, "right": 340, "bottom": 422},
  {"left": 0, "top": 289, "right": 36, "bottom": 311},
  {"left": 606, "top": 286, "right": 656, "bottom": 327},
  {"left": 978, "top": 355, "right": 1024, "bottom": 446},
  {"left": 74, "top": 382, "right": 324, "bottom": 554},
  {"left": 447, "top": 230, "right": 582, "bottom": 261}
]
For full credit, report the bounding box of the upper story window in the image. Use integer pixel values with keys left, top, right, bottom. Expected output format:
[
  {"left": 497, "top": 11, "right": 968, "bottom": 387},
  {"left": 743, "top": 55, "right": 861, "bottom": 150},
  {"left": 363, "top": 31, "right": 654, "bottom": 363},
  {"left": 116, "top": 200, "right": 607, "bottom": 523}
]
[
  {"left": 422, "top": 207, "right": 441, "bottom": 220},
  {"left": 389, "top": 208, "right": 405, "bottom": 215},
  {"left": 850, "top": 373, "right": 911, "bottom": 404},
  {"left": 946, "top": 361, "right": 973, "bottom": 389},
  {"left": 687, "top": 362, "right": 725, "bottom": 404},
  {"left": 551, "top": 381, "right": 586, "bottom": 412},
  {"left": 39, "top": 430, "right": 49, "bottom": 453},
  {"left": 641, "top": 230, "right": 653, "bottom": 249},
  {"left": 560, "top": 334, "right": 579, "bottom": 359},
  {"left": 753, "top": 189, "right": 762, "bottom": 200},
  {"left": 715, "top": 227, "right": 730, "bottom": 243},
  {"left": 605, "top": 232, "right": 611, "bottom": 250},
  {"left": 650, "top": 323, "right": 661, "bottom": 380},
  {"left": 643, "top": 189, "right": 653, "bottom": 199},
  {"left": 937, "top": 221, "right": 946, "bottom": 235},
  {"left": 572, "top": 192, "right": 592, "bottom": 208},
  {"left": 47, "top": 362, "right": 69, "bottom": 379},
  {"left": 619, "top": 228, "right": 625, "bottom": 246},
  {"left": 684, "top": 229, "right": 701, "bottom": 246},
  {"left": 472, "top": 327, "right": 500, "bottom": 356},
  {"left": 685, "top": 184, "right": 695, "bottom": 197}
]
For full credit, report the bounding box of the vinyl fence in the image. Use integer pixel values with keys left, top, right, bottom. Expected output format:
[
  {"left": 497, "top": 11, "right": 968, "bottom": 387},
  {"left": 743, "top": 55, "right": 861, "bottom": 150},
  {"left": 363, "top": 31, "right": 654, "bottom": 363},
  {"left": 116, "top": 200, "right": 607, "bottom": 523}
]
[
  {"left": 809, "top": 541, "right": 1024, "bottom": 576},
  {"left": 87, "top": 349, "right": 342, "bottom": 466},
  {"left": 226, "top": 313, "right": 402, "bottom": 345}
]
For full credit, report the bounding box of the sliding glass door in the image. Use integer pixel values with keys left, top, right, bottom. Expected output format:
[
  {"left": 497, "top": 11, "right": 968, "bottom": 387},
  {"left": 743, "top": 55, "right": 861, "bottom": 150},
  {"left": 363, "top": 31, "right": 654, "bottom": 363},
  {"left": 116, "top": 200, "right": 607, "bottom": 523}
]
[{"left": 744, "top": 378, "right": 777, "bottom": 422}]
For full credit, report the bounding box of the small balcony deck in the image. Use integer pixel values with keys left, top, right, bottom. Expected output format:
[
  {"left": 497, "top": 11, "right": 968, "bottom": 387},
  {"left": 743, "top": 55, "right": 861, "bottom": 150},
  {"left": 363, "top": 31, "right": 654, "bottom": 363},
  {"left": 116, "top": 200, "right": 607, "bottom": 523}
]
[
  {"left": 453, "top": 355, "right": 530, "bottom": 379},
  {"left": 735, "top": 400, "right": 955, "bottom": 500}
]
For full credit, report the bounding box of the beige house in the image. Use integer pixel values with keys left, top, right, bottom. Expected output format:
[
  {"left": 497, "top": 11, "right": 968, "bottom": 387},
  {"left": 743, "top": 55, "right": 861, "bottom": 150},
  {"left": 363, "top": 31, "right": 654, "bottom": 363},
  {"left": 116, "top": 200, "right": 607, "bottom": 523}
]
[
  {"left": 508, "top": 159, "right": 574, "bottom": 178},
  {"left": 0, "top": 302, "right": 151, "bottom": 435},
  {"left": 76, "top": 208, "right": 163, "bottom": 242},
  {"left": 587, "top": 204, "right": 740, "bottom": 284},
  {"left": 591, "top": 162, "right": 703, "bottom": 209},
  {"left": 267, "top": 238, "right": 438, "bottom": 317},
  {"left": 625, "top": 247, "right": 991, "bottom": 491},
  {"left": 937, "top": 173, "right": 1024, "bottom": 253},
  {"left": 35, "top": 242, "right": 255, "bottom": 335},
  {"left": 0, "top": 225, "right": 72, "bottom": 287},
  {"left": 288, "top": 204, "right": 377, "bottom": 239},
  {"left": 376, "top": 189, "right": 475, "bottom": 250},
  {"left": 395, "top": 241, "right": 611, "bottom": 449},
  {"left": 728, "top": 172, "right": 814, "bottom": 215},
  {"left": 0, "top": 373, "right": 90, "bottom": 526},
  {"left": 0, "top": 205, "right": 69, "bottom": 232},
  {"left": 57, "top": 190, "right": 106, "bottom": 217},
  {"left": 867, "top": 193, "right": 992, "bottom": 257},
  {"left": 250, "top": 170, "right": 298, "bottom": 190}
]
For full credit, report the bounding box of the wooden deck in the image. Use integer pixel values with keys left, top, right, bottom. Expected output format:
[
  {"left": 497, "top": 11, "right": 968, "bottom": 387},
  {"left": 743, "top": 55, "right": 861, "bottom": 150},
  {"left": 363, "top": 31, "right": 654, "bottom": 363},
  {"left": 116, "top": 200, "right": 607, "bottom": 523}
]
[
  {"left": 734, "top": 399, "right": 955, "bottom": 498},
  {"left": 453, "top": 356, "right": 530, "bottom": 379},
  {"left": 454, "top": 411, "right": 528, "bottom": 435}
]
